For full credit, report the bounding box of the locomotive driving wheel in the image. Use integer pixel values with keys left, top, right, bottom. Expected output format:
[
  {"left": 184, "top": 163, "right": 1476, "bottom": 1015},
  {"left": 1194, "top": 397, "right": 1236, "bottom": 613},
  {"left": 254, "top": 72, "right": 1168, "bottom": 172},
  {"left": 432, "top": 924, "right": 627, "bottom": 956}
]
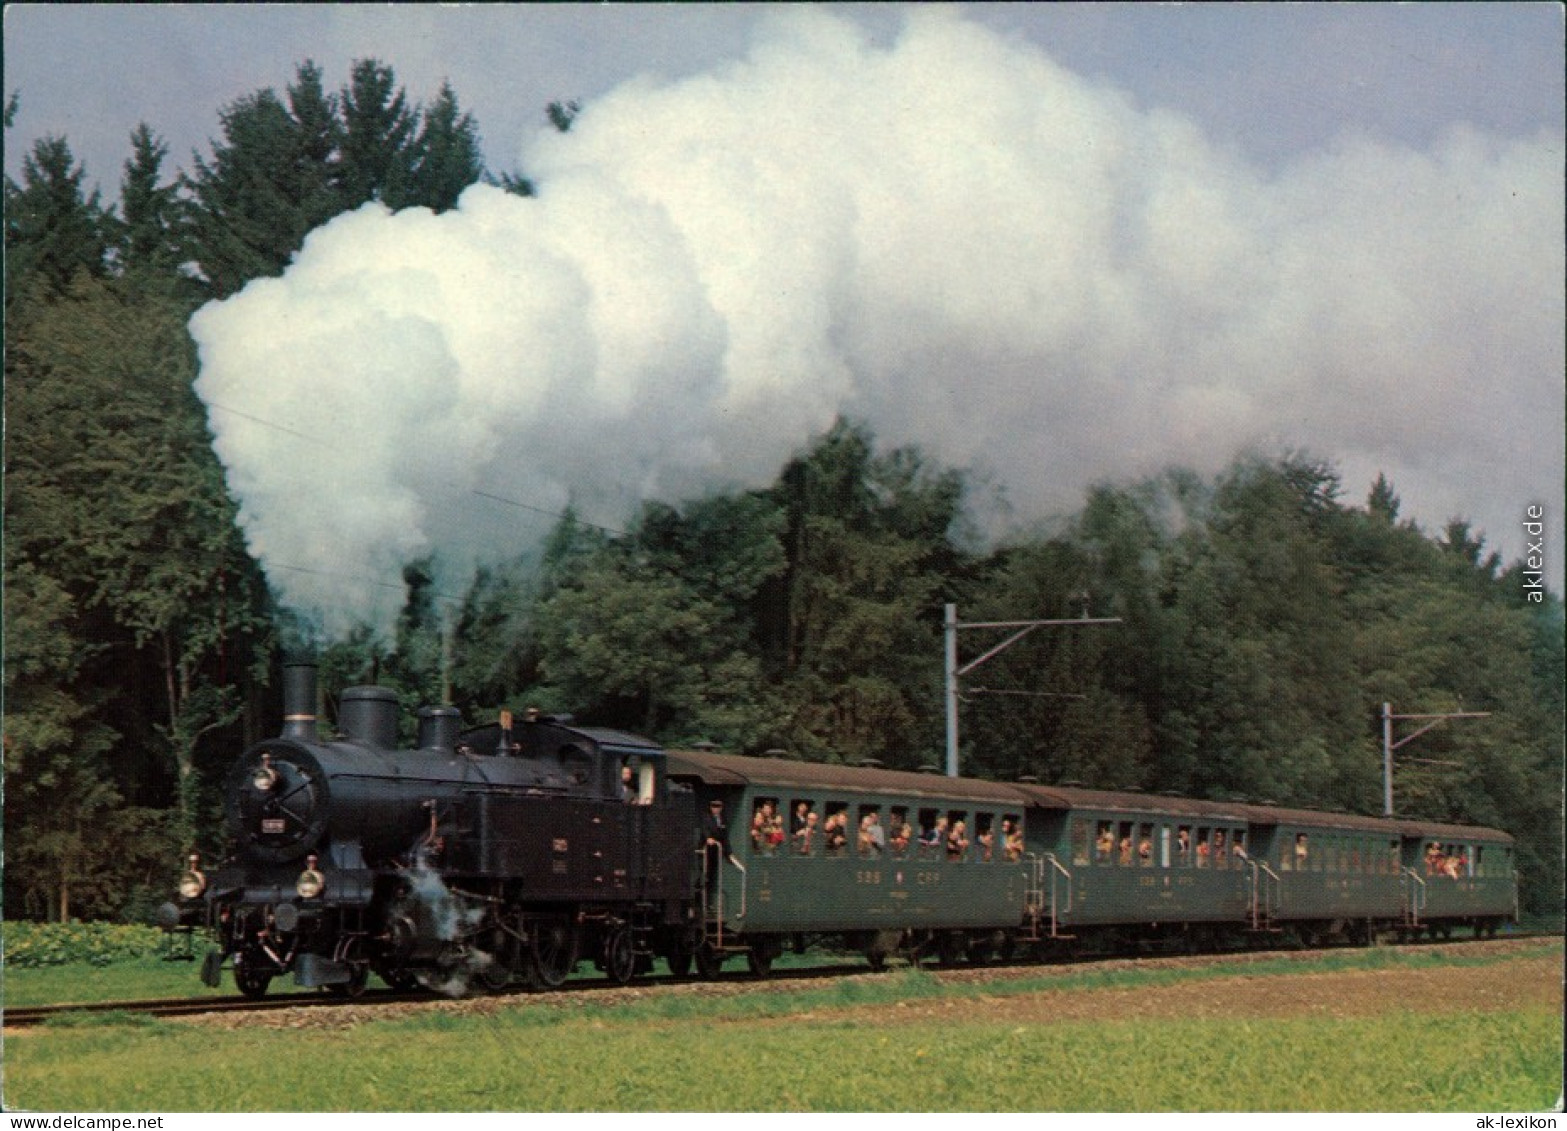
[
  {"left": 602, "top": 923, "right": 636, "bottom": 985},
  {"left": 528, "top": 917, "right": 577, "bottom": 989},
  {"left": 476, "top": 926, "right": 513, "bottom": 993},
  {"left": 665, "top": 941, "right": 693, "bottom": 977}
]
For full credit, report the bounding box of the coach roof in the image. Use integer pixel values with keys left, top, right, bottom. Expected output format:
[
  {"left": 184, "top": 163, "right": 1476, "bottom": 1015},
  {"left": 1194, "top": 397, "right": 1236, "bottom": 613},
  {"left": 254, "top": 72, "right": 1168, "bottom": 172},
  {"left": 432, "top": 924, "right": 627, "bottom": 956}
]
[{"left": 664, "top": 749, "right": 1026, "bottom": 805}]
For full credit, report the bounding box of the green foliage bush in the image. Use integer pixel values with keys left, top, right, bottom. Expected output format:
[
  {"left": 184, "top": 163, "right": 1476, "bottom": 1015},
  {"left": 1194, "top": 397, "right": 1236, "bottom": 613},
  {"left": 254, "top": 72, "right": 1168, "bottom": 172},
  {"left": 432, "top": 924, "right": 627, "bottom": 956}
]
[{"left": 3, "top": 921, "right": 170, "bottom": 967}]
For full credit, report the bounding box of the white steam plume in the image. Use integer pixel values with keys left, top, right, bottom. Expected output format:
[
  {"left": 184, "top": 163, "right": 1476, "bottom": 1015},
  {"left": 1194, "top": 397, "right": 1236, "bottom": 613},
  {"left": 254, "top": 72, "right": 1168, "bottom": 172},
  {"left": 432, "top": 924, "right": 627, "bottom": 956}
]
[{"left": 191, "top": 8, "right": 1564, "bottom": 633}]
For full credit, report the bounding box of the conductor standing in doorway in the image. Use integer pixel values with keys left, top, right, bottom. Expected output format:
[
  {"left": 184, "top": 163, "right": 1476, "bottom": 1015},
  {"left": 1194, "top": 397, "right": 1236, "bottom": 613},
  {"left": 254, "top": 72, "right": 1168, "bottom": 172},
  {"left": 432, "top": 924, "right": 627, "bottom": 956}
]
[{"left": 702, "top": 798, "right": 735, "bottom": 895}]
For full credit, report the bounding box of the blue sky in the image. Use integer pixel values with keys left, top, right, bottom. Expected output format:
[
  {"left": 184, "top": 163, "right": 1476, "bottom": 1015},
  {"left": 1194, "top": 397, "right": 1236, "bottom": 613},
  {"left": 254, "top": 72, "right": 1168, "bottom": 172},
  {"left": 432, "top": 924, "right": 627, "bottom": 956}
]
[{"left": 6, "top": 3, "right": 1561, "bottom": 193}]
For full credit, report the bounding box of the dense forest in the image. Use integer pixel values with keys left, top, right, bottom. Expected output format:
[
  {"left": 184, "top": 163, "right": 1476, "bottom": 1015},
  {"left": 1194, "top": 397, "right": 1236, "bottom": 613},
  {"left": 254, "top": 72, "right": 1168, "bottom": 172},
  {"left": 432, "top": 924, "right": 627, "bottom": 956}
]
[{"left": 4, "top": 63, "right": 1561, "bottom": 924}]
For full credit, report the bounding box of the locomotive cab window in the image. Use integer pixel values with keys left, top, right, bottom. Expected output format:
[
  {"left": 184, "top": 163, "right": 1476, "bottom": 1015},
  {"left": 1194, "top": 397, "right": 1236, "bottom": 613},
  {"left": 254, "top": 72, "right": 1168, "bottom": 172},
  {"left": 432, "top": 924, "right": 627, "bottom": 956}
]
[
  {"left": 621, "top": 758, "right": 656, "bottom": 805},
  {"left": 790, "top": 799, "right": 818, "bottom": 855}
]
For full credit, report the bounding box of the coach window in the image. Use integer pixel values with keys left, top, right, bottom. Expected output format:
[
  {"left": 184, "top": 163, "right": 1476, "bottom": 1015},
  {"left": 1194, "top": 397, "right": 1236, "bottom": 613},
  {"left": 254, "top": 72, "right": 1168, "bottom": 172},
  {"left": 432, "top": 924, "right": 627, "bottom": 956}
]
[
  {"left": 1473, "top": 845, "right": 1485, "bottom": 877},
  {"left": 1176, "top": 826, "right": 1192, "bottom": 866},
  {"left": 918, "top": 809, "right": 944, "bottom": 857},
  {"left": 1071, "top": 819, "right": 1091, "bottom": 866},
  {"left": 974, "top": 813, "right": 996, "bottom": 861},
  {"left": 1003, "top": 814, "right": 1024, "bottom": 861},
  {"left": 1212, "top": 829, "right": 1229, "bottom": 868},
  {"left": 750, "top": 798, "right": 783, "bottom": 854},
  {"left": 1095, "top": 821, "right": 1114, "bottom": 864},
  {"left": 790, "top": 799, "right": 818, "bottom": 855},
  {"left": 1159, "top": 825, "right": 1172, "bottom": 868},
  {"left": 1195, "top": 828, "right": 1211, "bottom": 869},
  {"left": 946, "top": 811, "right": 971, "bottom": 861},
  {"left": 824, "top": 802, "right": 850, "bottom": 856},
  {"left": 1112, "top": 821, "right": 1132, "bottom": 866},
  {"left": 889, "top": 806, "right": 912, "bottom": 856},
  {"left": 1136, "top": 823, "right": 1154, "bottom": 867},
  {"left": 857, "top": 805, "right": 885, "bottom": 856}
]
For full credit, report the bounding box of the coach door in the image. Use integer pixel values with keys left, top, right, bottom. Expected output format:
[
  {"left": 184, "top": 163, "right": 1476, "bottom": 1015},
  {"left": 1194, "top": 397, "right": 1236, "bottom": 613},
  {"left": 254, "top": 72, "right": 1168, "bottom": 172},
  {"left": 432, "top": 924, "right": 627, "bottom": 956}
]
[{"left": 1242, "top": 822, "right": 1282, "bottom": 931}]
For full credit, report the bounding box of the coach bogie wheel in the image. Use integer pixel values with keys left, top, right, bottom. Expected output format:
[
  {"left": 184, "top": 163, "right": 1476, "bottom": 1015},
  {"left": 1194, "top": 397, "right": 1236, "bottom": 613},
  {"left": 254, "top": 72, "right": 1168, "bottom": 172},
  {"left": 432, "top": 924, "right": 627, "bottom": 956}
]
[{"left": 746, "top": 937, "right": 778, "bottom": 977}]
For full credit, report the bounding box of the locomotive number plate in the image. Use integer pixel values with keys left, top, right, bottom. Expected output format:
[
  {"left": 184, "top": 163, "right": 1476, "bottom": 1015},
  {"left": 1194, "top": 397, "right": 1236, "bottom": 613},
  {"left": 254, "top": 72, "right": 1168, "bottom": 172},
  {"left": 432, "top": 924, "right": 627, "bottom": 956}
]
[{"left": 261, "top": 818, "right": 286, "bottom": 834}]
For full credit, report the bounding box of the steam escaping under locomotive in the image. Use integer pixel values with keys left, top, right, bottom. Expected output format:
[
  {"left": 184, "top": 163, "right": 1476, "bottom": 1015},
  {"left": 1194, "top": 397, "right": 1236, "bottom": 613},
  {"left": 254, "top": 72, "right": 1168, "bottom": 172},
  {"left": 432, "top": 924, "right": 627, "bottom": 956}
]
[{"left": 162, "top": 662, "right": 1518, "bottom": 997}]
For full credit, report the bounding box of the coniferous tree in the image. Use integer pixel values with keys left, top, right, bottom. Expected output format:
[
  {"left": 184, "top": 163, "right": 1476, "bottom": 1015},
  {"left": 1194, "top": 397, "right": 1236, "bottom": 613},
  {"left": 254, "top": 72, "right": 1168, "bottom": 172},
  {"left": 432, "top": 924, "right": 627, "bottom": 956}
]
[
  {"left": 338, "top": 59, "right": 417, "bottom": 209},
  {"left": 409, "top": 80, "right": 484, "bottom": 212},
  {"left": 4, "top": 135, "right": 109, "bottom": 302},
  {"left": 115, "top": 124, "right": 188, "bottom": 287}
]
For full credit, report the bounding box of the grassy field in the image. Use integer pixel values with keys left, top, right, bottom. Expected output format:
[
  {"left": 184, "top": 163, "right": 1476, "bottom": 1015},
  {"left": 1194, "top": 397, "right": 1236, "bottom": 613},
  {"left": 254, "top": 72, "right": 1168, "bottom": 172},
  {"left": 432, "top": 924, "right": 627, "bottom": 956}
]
[{"left": 3, "top": 942, "right": 1561, "bottom": 1112}]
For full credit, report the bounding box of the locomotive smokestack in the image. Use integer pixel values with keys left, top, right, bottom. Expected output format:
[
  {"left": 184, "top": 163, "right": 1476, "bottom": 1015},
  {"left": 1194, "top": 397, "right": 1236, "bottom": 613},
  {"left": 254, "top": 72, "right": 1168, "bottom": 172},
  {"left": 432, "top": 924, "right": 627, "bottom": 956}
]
[{"left": 281, "top": 662, "right": 319, "bottom": 740}]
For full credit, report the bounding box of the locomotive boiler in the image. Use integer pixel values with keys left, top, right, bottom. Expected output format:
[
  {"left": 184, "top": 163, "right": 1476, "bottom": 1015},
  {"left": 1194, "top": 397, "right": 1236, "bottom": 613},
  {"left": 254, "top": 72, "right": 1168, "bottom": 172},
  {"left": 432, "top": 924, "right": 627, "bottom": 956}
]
[{"left": 160, "top": 663, "right": 699, "bottom": 996}]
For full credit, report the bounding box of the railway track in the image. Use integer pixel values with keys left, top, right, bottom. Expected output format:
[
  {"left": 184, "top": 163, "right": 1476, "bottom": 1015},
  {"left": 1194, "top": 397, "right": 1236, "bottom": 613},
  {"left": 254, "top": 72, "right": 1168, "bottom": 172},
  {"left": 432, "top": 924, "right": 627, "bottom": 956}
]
[{"left": 7, "top": 931, "right": 1557, "bottom": 1030}]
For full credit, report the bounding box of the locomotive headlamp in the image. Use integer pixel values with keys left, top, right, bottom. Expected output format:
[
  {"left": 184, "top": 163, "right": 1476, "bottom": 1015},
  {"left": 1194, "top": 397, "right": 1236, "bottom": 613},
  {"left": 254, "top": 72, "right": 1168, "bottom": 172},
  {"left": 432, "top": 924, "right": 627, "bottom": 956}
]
[
  {"left": 296, "top": 854, "right": 325, "bottom": 900},
  {"left": 251, "top": 752, "right": 279, "bottom": 792},
  {"left": 178, "top": 854, "right": 206, "bottom": 900}
]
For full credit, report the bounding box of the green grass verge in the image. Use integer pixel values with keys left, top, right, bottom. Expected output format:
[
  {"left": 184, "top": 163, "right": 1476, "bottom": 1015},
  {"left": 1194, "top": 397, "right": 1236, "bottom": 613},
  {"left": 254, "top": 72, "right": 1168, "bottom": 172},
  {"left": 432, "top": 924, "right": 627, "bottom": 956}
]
[
  {"left": 2, "top": 955, "right": 224, "bottom": 1008},
  {"left": 5, "top": 1004, "right": 1557, "bottom": 1111},
  {"left": 3, "top": 943, "right": 1559, "bottom": 1112}
]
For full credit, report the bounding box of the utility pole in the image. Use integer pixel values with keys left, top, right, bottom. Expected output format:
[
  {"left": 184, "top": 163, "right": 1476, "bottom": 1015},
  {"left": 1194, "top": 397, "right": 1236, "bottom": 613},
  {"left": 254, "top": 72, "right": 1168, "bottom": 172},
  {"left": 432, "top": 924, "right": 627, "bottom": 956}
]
[
  {"left": 1381, "top": 702, "right": 1490, "bottom": 816},
  {"left": 943, "top": 603, "right": 1121, "bottom": 777}
]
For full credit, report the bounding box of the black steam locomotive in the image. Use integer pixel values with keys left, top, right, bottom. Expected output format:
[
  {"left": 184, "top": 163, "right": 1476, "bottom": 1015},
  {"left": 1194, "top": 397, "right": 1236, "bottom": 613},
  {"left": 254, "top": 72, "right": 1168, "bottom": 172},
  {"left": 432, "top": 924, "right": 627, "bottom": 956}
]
[{"left": 160, "top": 664, "right": 700, "bottom": 996}]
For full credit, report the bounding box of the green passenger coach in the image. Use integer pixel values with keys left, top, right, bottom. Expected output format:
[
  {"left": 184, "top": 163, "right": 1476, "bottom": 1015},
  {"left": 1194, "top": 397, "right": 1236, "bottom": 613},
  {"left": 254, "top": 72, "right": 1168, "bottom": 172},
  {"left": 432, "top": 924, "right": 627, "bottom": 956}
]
[
  {"left": 666, "top": 750, "right": 1031, "bottom": 970},
  {"left": 659, "top": 748, "right": 1517, "bottom": 976}
]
